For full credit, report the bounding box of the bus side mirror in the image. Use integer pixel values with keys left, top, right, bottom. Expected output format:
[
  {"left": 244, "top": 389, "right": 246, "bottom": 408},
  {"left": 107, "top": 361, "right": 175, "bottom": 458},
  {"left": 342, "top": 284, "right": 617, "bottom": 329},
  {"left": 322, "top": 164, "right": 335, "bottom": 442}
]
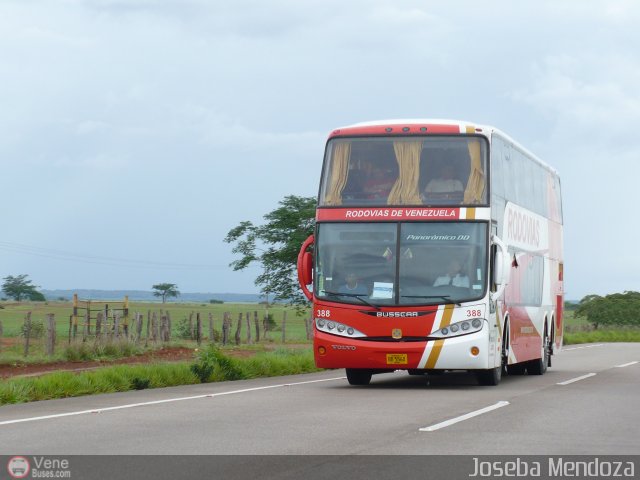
[
  {"left": 301, "top": 251, "right": 313, "bottom": 286},
  {"left": 297, "top": 235, "right": 315, "bottom": 301}
]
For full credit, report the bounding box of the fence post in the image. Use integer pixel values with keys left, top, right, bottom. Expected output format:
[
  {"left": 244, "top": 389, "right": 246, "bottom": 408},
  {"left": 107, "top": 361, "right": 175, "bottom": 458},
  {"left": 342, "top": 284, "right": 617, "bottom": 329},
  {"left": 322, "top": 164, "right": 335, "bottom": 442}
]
[
  {"left": 160, "top": 315, "right": 168, "bottom": 342},
  {"left": 123, "top": 296, "right": 129, "bottom": 337},
  {"left": 23, "top": 312, "right": 32, "bottom": 357},
  {"left": 103, "top": 303, "right": 109, "bottom": 336},
  {"left": 196, "top": 313, "right": 202, "bottom": 346},
  {"left": 281, "top": 311, "right": 287, "bottom": 343},
  {"left": 222, "top": 312, "right": 229, "bottom": 345},
  {"left": 72, "top": 294, "right": 79, "bottom": 338},
  {"left": 114, "top": 312, "right": 121, "bottom": 339},
  {"left": 246, "top": 311, "right": 252, "bottom": 344},
  {"left": 263, "top": 313, "right": 269, "bottom": 340},
  {"left": 83, "top": 311, "right": 89, "bottom": 342},
  {"left": 254, "top": 311, "right": 260, "bottom": 343},
  {"left": 95, "top": 312, "right": 103, "bottom": 341},
  {"left": 151, "top": 312, "right": 158, "bottom": 342},
  {"left": 46, "top": 313, "right": 56, "bottom": 356},
  {"left": 208, "top": 313, "right": 215, "bottom": 343},
  {"left": 135, "top": 313, "right": 142, "bottom": 343},
  {"left": 306, "top": 309, "right": 313, "bottom": 340},
  {"left": 235, "top": 313, "right": 242, "bottom": 345},
  {"left": 146, "top": 310, "right": 151, "bottom": 345}
]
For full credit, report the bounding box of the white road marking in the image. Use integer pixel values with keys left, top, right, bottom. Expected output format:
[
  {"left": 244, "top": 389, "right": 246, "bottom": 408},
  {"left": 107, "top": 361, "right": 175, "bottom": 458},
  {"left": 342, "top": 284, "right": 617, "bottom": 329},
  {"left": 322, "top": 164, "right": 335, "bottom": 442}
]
[
  {"left": 556, "top": 373, "right": 596, "bottom": 385},
  {"left": 419, "top": 401, "right": 510, "bottom": 432},
  {"left": 0, "top": 376, "right": 346, "bottom": 427},
  {"left": 615, "top": 361, "right": 638, "bottom": 368},
  {"left": 563, "top": 344, "right": 604, "bottom": 351}
]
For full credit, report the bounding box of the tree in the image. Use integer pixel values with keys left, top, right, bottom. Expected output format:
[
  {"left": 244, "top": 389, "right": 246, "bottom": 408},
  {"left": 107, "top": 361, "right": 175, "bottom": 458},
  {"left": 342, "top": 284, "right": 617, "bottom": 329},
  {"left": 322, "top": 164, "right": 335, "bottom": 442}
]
[
  {"left": 225, "top": 195, "right": 316, "bottom": 309},
  {"left": 152, "top": 283, "right": 180, "bottom": 303},
  {"left": 1, "top": 274, "right": 45, "bottom": 302},
  {"left": 575, "top": 291, "right": 640, "bottom": 329}
]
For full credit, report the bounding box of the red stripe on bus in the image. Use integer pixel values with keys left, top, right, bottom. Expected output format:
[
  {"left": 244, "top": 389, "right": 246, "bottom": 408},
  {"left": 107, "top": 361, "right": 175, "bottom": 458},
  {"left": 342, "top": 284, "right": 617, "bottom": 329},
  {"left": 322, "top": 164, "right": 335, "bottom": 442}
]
[{"left": 316, "top": 207, "right": 461, "bottom": 222}]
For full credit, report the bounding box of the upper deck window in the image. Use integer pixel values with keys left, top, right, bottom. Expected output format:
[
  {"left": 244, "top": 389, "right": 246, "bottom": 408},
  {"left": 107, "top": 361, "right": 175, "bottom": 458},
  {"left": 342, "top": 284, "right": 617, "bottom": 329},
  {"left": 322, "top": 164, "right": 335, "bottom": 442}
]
[{"left": 319, "top": 136, "right": 488, "bottom": 207}]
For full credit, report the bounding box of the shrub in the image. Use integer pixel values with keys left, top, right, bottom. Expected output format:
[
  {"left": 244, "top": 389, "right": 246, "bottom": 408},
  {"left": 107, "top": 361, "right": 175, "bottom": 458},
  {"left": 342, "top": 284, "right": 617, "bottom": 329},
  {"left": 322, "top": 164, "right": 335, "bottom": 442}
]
[
  {"left": 20, "top": 319, "right": 45, "bottom": 339},
  {"left": 176, "top": 317, "right": 194, "bottom": 340},
  {"left": 131, "top": 377, "right": 151, "bottom": 390},
  {"left": 265, "top": 313, "right": 278, "bottom": 331},
  {"left": 63, "top": 343, "right": 94, "bottom": 362},
  {"left": 63, "top": 341, "right": 140, "bottom": 362},
  {"left": 190, "top": 345, "right": 246, "bottom": 383}
]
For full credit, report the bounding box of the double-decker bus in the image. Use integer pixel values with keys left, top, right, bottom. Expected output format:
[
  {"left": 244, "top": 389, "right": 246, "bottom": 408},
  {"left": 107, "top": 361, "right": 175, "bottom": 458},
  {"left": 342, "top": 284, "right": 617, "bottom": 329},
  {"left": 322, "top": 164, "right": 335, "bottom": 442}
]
[{"left": 297, "top": 119, "right": 563, "bottom": 386}]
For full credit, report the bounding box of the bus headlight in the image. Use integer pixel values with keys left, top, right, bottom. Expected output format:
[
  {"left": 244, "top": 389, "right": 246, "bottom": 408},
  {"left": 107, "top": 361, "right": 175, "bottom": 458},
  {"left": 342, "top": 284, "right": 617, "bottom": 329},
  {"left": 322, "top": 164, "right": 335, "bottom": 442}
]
[
  {"left": 429, "top": 318, "right": 485, "bottom": 339},
  {"left": 315, "top": 318, "right": 365, "bottom": 338}
]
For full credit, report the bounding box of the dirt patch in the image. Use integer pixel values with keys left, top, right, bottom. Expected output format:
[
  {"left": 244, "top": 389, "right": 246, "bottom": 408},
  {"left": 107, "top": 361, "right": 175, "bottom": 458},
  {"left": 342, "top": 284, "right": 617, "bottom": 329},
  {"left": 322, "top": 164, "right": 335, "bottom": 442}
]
[
  {"left": 0, "top": 347, "right": 196, "bottom": 379},
  {"left": 1, "top": 337, "right": 21, "bottom": 347}
]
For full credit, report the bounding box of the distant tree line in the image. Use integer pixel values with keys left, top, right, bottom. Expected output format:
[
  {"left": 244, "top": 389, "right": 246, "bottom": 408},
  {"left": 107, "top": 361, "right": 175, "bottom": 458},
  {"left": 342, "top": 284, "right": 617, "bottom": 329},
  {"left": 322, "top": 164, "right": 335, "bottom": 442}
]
[{"left": 575, "top": 291, "right": 640, "bottom": 329}]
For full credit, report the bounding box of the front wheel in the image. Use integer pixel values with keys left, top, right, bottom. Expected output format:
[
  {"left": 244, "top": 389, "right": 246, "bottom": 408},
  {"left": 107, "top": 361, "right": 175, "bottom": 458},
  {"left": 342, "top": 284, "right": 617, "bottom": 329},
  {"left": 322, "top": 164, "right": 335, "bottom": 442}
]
[
  {"left": 476, "top": 366, "right": 502, "bottom": 386},
  {"left": 346, "top": 369, "right": 372, "bottom": 386}
]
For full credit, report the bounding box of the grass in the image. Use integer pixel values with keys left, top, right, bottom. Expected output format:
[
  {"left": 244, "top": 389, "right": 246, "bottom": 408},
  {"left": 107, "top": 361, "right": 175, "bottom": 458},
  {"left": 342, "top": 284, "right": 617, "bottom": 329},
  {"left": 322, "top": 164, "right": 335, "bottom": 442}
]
[
  {"left": 0, "top": 363, "right": 198, "bottom": 405},
  {"left": 0, "top": 338, "right": 154, "bottom": 365},
  {"left": 0, "top": 348, "right": 319, "bottom": 405},
  {"left": 562, "top": 309, "right": 640, "bottom": 344},
  {"left": 564, "top": 329, "right": 640, "bottom": 345}
]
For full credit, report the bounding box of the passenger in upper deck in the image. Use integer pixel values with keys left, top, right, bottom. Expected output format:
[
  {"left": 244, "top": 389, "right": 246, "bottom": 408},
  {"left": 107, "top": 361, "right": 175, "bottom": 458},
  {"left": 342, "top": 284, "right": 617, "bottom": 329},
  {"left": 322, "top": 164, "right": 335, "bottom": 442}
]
[
  {"left": 422, "top": 163, "right": 464, "bottom": 203},
  {"left": 361, "top": 159, "right": 394, "bottom": 200}
]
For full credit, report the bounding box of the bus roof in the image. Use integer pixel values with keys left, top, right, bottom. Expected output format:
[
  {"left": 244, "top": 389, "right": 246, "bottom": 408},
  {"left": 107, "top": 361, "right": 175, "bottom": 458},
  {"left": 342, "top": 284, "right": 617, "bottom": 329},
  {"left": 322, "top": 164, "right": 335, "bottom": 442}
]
[{"left": 329, "top": 119, "right": 559, "bottom": 177}]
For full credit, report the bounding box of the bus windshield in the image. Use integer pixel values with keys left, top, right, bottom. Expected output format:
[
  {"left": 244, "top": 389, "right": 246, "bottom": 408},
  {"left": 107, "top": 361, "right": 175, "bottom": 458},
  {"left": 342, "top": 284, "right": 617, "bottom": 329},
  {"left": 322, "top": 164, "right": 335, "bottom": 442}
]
[
  {"left": 319, "top": 136, "right": 488, "bottom": 207},
  {"left": 315, "top": 222, "right": 488, "bottom": 306}
]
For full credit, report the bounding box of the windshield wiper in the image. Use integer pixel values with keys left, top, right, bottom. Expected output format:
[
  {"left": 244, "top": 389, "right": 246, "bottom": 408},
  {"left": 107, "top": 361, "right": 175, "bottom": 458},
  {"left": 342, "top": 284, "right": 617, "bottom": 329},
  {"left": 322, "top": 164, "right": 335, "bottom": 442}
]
[
  {"left": 324, "top": 290, "right": 381, "bottom": 310},
  {"left": 400, "top": 295, "right": 461, "bottom": 306}
]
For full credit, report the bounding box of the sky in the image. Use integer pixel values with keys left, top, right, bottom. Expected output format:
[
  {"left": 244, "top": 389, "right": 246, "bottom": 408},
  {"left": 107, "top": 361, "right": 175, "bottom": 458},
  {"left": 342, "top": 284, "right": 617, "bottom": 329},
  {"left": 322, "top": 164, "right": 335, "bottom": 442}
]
[{"left": 0, "top": 0, "right": 638, "bottom": 299}]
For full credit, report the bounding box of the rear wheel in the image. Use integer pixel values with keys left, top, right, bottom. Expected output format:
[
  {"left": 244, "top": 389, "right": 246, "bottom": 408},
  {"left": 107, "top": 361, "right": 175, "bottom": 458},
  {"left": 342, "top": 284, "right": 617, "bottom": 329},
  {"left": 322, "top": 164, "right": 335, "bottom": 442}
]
[
  {"left": 507, "top": 363, "right": 526, "bottom": 375},
  {"left": 527, "top": 327, "right": 550, "bottom": 375},
  {"left": 346, "top": 369, "right": 372, "bottom": 386}
]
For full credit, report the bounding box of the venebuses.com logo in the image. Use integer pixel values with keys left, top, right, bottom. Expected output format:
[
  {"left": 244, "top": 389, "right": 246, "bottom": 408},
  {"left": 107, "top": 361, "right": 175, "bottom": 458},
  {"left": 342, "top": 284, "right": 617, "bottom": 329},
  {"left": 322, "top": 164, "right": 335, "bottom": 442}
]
[
  {"left": 7, "top": 456, "right": 30, "bottom": 479},
  {"left": 6, "top": 456, "right": 72, "bottom": 479}
]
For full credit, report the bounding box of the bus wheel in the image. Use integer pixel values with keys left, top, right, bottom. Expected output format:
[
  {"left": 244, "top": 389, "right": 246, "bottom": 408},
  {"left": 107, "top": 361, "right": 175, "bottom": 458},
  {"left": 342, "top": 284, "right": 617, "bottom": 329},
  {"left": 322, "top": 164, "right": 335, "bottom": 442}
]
[
  {"left": 476, "top": 366, "right": 502, "bottom": 386},
  {"left": 346, "top": 369, "right": 372, "bottom": 386},
  {"left": 507, "top": 363, "right": 526, "bottom": 375},
  {"left": 527, "top": 329, "right": 549, "bottom": 375}
]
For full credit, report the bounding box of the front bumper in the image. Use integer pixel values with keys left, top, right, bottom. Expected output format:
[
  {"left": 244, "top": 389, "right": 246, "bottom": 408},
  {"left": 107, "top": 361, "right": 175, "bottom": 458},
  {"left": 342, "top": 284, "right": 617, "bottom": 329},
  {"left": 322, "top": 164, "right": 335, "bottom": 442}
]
[{"left": 314, "top": 322, "right": 496, "bottom": 370}]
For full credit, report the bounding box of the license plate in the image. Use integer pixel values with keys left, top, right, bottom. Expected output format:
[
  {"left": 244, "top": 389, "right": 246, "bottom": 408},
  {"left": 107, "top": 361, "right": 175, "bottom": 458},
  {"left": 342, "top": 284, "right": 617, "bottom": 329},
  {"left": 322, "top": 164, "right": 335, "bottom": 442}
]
[{"left": 386, "top": 353, "right": 408, "bottom": 365}]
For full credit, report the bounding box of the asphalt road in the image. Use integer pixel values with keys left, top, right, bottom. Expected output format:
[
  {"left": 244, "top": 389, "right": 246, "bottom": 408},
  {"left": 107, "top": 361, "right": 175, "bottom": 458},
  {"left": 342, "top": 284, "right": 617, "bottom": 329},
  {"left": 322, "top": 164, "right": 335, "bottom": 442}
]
[{"left": 1, "top": 343, "right": 639, "bottom": 455}]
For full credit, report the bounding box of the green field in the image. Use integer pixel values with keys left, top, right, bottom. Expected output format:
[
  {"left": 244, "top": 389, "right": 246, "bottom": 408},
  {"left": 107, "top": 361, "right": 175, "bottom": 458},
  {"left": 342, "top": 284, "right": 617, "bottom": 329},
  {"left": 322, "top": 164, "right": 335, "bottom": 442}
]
[
  {"left": 0, "top": 300, "right": 312, "bottom": 363},
  {"left": 560, "top": 310, "right": 640, "bottom": 344}
]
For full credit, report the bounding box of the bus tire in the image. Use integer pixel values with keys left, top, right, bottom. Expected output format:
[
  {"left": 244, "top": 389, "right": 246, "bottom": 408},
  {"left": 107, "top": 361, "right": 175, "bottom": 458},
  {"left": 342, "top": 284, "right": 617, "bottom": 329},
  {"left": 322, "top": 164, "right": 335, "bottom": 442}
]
[
  {"left": 527, "top": 328, "right": 550, "bottom": 375},
  {"left": 507, "top": 363, "right": 526, "bottom": 375},
  {"left": 476, "top": 366, "right": 502, "bottom": 386},
  {"left": 346, "top": 369, "right": 372, "bottom": 386}
]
